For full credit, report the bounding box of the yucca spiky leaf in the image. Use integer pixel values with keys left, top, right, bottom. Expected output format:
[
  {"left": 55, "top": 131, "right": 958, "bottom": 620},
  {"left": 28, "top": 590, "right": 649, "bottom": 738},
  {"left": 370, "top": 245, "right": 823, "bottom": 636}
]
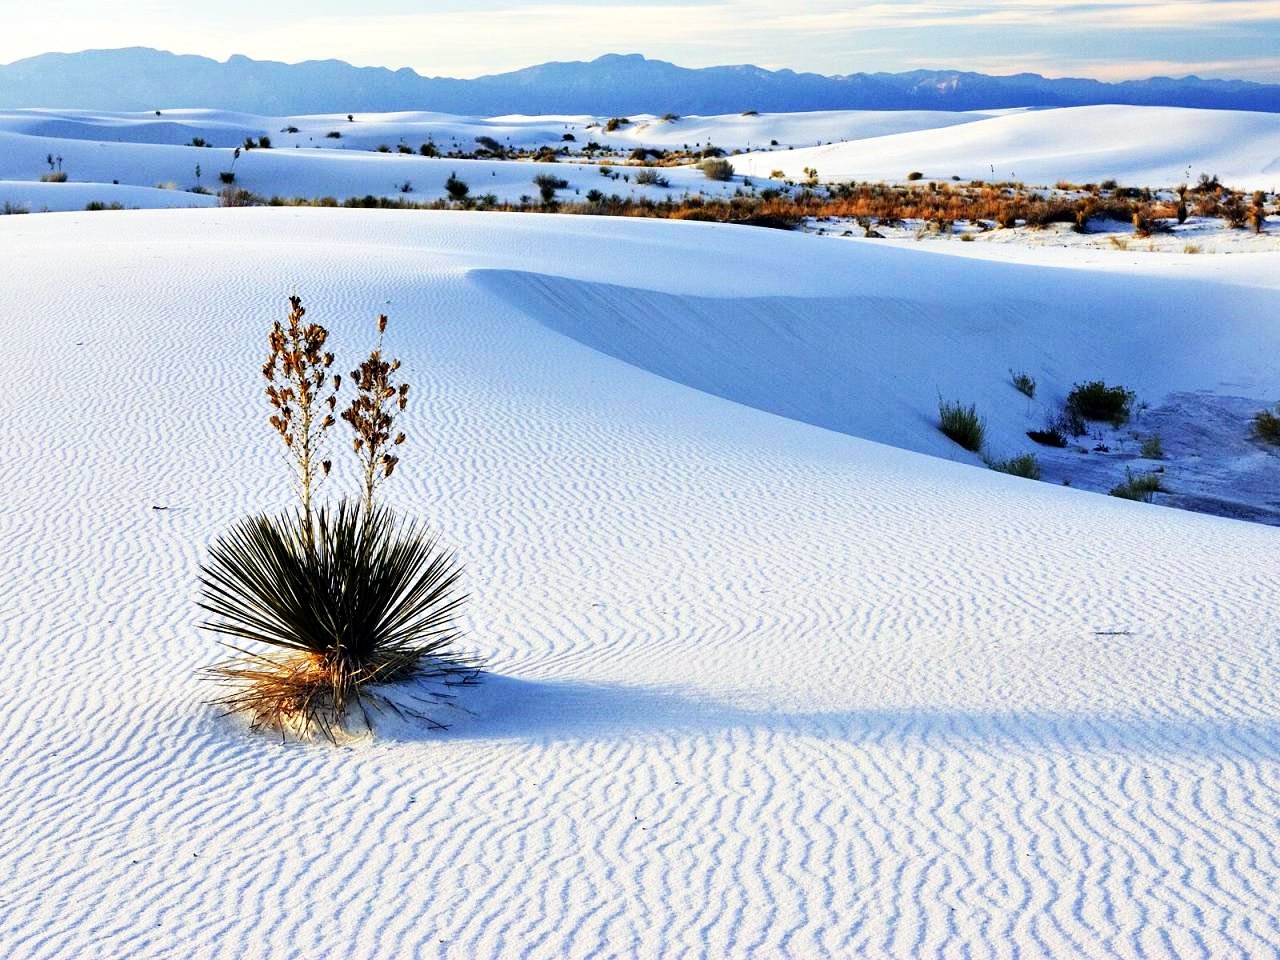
[{"left": 198, "top": 501, "right": 480, "bottom": 738}]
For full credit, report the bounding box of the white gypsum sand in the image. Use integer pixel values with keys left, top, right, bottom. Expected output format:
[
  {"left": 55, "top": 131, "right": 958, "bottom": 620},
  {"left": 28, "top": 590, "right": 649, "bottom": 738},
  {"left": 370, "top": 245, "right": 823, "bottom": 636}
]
[{"left": 0, "top": 208, "right": 1276, "bottom": 958}]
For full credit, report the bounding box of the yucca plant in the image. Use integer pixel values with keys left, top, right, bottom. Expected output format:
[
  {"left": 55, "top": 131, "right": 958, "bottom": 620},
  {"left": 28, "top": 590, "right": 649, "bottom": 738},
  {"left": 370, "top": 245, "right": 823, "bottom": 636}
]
[
  {"left": 199, "top": 296, "right": 480, "bottom": 740},
  {"left": 201, "top": 502, "right": 478, "bottom": 740}
]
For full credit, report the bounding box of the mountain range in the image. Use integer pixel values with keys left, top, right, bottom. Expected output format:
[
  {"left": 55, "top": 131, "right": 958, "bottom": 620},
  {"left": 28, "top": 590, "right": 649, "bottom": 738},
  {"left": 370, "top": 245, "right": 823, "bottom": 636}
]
[{"left": 2, "top": 48, "right": 1277, "bottom": 115}]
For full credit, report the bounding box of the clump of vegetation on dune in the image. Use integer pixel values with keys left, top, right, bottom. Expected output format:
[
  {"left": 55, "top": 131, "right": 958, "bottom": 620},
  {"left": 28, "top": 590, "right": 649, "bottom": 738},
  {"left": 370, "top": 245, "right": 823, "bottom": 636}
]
[
  {"left": 1066, "top": 380, "right": 1135, "bottom": 426},
  {"left": 938, "top": 399, "right": 985, "bottom": 452},
  {"left": 199, "top": 297, "right": 479, "bottom": 741},
  {"left": 986, "top": 452, "right": 1042, "bottom": 480},
  {"left": 1253, "top": 406, "right": 1280, "bottom": 445},
  {"left": 1109, "top": 468, "right": 1163, "bottom": 503}
]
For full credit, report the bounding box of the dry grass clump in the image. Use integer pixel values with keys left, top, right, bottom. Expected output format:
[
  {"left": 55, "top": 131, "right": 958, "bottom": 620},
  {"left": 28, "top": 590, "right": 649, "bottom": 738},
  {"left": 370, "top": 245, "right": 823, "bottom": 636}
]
[
  {"left": 200, "top": 297, "right": 479, "bottom": 741},
  {"left": 1110, "top": 469, "right": 1163, "bottom": 503},
  {"left": 1010, "top": 369, "right": 1036, "bottom": 398},
  {"left": 938, "top": 399, "right": 985, "bottom": 452},
  {"left": 700, "top": 159, "right": 735, "bottom": 181},
  {"left": 987, "top": 453, "right": 1042, "bottom": 480}
]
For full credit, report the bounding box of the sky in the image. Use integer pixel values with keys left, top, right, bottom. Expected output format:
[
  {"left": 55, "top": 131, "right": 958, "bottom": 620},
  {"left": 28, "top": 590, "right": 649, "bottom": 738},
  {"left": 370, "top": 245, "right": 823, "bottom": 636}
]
[{"left": 3, "top": 0, "right": 1278, "bottom": 82}]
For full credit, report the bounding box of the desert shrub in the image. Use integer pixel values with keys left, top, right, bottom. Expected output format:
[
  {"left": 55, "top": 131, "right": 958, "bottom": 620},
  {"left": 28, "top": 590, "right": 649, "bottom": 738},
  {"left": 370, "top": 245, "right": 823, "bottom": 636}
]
[
  {"left": 445, "top": 172, "right": 469, "bottom": 201},
  {"left": 1110, "top": 469, "right": 1162, "bottom": 503},
  {"left": 1140, "top": 435, "right": 1164, "bottom": 459},
  {"left": 257, "top": 136, "right": 272, "bottom": 149},
  {"left": 987, "top": 453, "right": 1042, "bottom": 480},
  {"left": 397, "top": 144, "right": 413, "bottom": 155},
  {"left": 200, "top": 501, "right": 478, "bottom": 739},
  {"left": 199, "top": 297, "right": 479, "bottom": 740},
  {"left": 1067, "top": 381, "right": 1135, "bottom": 425},
  {"left": 1010, "top": 369, "right": 1036, "bottom": 398},
  {"left": 219, "top": 171, "right": 236, "bottom": 184},
  {"left": 604, "top": 117, "right": 630, "bottom": 132},
  {"left": 906, "top": 171, "right": 923, "bottom": 181},
  {"left": 218, "top": 186, "right": 260, "bottom": 207},
  {"left": 419, "top": 141, "right": 438, "bottom": 157},
  {"left": 533, "top": 173, "right": 569, "bottom": 203},
  {"left": 938, "top": 400, "right": 985, "bottom": 452},
  {"left": 1253, "top": 406, "right": 1280, "bottom": 445},
  {"left": 1, "top": 201, "right": 29, "bottom": 215},
  {"left": 190, "top": 136, "right": 207, "bottom": 147},
  {"left": 40, "top": 171, "right": 68, "bottom": 183},
  {"left": 700, "top": 158, "right": 735, "bottom": 181},
  {"left": 376, "top": 144, "right": 391, "bottom": 153},
  {"left": 326, "top": 130, "right": 342, "bottom": 139},
  {"left": 84, "top": 201, "right": 125, "bottom": 211},
  {"left": 634, "top": 168, "right": 670, "bottom": 187},
  {"left": 562, "top": 133, "right": 576, "bottom": 141},
  {"left": 661, "top": 112, "right": 680, "bottom": 122},
  {"left": 283, "top": 126, "right": 299, "bottom": 134},
  {"left": 1027, "top": 428, "right": 1067, "bottom": 447},
  {"left": 398, "top": 180, "right": 414, "bottom": 194}
]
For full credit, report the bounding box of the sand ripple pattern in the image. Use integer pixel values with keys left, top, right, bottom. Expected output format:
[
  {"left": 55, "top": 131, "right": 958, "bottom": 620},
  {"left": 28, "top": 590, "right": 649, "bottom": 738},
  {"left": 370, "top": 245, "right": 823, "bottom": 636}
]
[{"left": 0, "top": 210, "right": 1276, "bottom": 959}]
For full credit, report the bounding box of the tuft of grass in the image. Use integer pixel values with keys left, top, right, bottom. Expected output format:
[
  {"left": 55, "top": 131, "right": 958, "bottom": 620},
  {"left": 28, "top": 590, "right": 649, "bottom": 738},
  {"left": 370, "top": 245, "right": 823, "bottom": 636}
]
[
  {"left": 1010, "top": 369, "right": 1036, "bottom": 398},
  {"left": 987, "top": 453, "right": 1042, "bottom": 479},
  {"left": 1140, "top": 435, "right": 1164, "bottom": 459},
  {"left": 1253, "top": 406, "right": 1280, "bottom": 445},
  {"left": 634, "top": 168, "right": 670, "bottom": 188},
  {"left": 1110, "top": 469, "right": 1163, "bottom": 503},
  {"left": 84, "top": 201, "right": 125, "bottom": 211},
  {"left": 1182, "top": 243, "right": 1202, "bottom": 254},
  {"left": 200, "top": 502, "right": 480, "bottom": 740},
  {"left": 1067, "top": 380, "right": 1135, "bottom": 425},
  {"left": 700, "top": 159, "right": 735, "bottom": 181},
  {"left": 938, "top": 399, "right": 985, "bottom": 452}
]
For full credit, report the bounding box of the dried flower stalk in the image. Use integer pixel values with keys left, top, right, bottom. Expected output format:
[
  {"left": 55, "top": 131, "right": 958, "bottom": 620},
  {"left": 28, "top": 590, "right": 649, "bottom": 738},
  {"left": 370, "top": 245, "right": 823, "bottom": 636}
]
[
  {"left": 263, "top": 295, "right": 338, "bottom": 528},
  {"left": 342, "top": 314, "right": 408, "bottom": 513}
]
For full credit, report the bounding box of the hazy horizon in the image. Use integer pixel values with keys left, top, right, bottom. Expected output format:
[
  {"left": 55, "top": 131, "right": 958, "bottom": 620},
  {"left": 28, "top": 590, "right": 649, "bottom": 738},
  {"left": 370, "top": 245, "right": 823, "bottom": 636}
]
[{"left": 4, "top": 1, "right": 1278, "bottom": 83}]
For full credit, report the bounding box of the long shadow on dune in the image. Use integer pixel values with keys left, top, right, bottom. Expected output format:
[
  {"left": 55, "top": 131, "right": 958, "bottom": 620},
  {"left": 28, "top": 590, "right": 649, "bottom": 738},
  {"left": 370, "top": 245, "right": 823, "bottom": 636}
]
[{"left": 386, "top": 674, "right": 1280, "bottom": 760}]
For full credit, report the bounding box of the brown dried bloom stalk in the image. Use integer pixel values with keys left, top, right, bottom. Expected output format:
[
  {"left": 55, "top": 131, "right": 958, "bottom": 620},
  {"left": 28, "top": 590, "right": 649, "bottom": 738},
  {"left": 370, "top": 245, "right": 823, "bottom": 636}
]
[
  {"left": 342, "top": 314, "right": 408, "bottom": 513},
  {"left": 263, "top": 295, "right": 339, "bottom": 526}
]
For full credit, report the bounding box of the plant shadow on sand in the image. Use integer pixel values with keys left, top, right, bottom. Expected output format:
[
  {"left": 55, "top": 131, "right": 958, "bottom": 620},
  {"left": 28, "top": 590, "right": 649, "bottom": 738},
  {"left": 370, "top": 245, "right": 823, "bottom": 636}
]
[{"left": 380, "top": 674, "right": 1280, "bottom": 759}]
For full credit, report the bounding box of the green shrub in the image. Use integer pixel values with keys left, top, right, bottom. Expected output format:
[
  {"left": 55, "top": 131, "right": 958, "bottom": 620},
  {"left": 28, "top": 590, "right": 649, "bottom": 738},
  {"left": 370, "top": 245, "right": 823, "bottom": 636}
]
[
  {"left": 445, "top": 172, "right": 469, "bottom": 201},
  {"left": 1110, "top": 469, "right": 1163, "bottom": 502},
  {"left": 987, "top": 453, "right": 1042, "bottom": 479},
  {"left": 1253, "top": 406, "right": 1280, "bottom": 445},
  {"left": 700, "top": 159, "right": 735, "bottom": 181},
  {"left": 1010, "top": 369, "right": 1036, "bottom": 398},
  {"left": 938, "top": 400, "right": 985, "bottom": 452},
  {"left": 1067, "top": 380, "right": 1135, "bottom": 425},
  {"left": 533, "top": 173, "right": 569, "bottom": 203}
]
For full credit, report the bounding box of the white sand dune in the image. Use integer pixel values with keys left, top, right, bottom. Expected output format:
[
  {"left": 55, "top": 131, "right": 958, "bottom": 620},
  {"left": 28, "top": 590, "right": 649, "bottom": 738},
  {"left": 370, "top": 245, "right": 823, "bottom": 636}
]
[
  {"left": 0, "top": 208, "right": 1277, "bottom": 957},
  {"left": 736, "top": 105, "right": 1280, "bottom": 189},
  {"left": 0, "top": 106, "right": 999, "bottom": 153},
  {"left": 0, "top": 127, "right": 745, "bottom": 206}
]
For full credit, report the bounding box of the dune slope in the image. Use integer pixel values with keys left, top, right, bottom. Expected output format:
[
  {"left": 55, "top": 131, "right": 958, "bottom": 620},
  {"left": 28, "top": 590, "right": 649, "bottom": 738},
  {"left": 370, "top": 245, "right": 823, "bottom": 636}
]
[{"left": 0, "top": 209, "right": 1276, "bottom": 959}]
